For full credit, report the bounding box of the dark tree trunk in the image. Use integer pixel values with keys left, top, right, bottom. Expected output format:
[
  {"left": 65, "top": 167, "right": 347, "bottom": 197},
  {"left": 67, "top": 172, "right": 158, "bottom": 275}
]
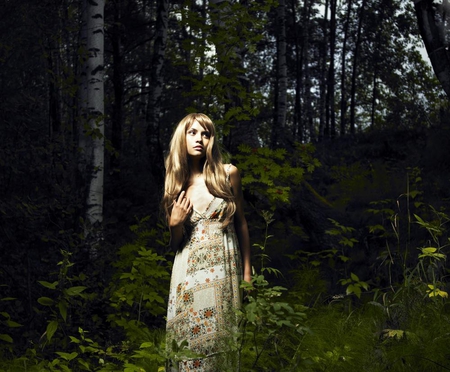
[
  {"left": 146, "top": 0, "right": 168, "bottom": 184},
  {"left": 339, "top": 0, "right": 352, "bottom": 136},
  {"left": 326, "top": 0, "right": 337, "bottom": 138},
  {"left": 111, "top": 0, "right": 124, "bottom": 171},
  {"left": 290, "top": 0, "right": 302, "bottom": 142},
  {"left": 303, "top": 0, "right": 314, "bottom": 142},
  {"left": 349, "top": 0, "right": 366, "bottom": 134},
  {"left": 413, "top": 0, "right": 450, "bottom": 98},
  {"left": 271, "top": 0, "right": 288, "bottom": 148},
  {"left": 318, "top": 0, "right": 329, "bottom": 142}
]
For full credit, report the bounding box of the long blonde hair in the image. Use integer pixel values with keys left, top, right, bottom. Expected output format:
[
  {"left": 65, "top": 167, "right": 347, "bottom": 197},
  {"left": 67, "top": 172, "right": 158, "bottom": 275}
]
[{"left": 162, "top": 113, "right": 236, "bottom": 228}]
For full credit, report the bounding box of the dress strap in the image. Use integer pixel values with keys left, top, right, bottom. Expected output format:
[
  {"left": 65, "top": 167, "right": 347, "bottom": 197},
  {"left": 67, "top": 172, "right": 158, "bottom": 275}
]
[{"left": 225, "top": 163, "right": 232, "bottom": 182}]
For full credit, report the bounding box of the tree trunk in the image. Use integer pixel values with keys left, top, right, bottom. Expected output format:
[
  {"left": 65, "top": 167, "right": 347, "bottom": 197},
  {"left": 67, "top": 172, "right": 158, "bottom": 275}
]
[
  {"left": 304, "top": 0, "right": 315, "bottom": 142},
  {"left": 371, "top": 68, "right": 377, "bottom": 129},
  {"left": 273, "top": 0, "right": 288, "bottom": 147},
  {"left": 291, "top": 0, "right": 303, "bottom": 143},
  {"left": 318, "top": 0, "right": 329, "bottom": 142},
  {"left": 339, "top": 0, "right": 352, "bottom": 137},
  {"left": 146, "top": 0, "right": 168, "bottom": 184},
  {"left": 111, "top": 0, "right": 124, "bottom": 173},
  {"left": 349, "top": 0, "right": 366, "bottom": 134},
  {"left": 326, "top": 0, "right": 337, "bottom": 138},
  {"left": 413, "top": 0, "right": 450, "bottom": 98},
  {"left": 79, "top": 0, "right": 105, "bottom": 253}
]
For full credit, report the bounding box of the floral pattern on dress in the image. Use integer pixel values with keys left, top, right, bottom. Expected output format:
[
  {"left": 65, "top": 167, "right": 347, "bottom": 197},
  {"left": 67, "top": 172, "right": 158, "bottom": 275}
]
[{"left": 166, "top": 196, "right": 243, "bottom": 372}]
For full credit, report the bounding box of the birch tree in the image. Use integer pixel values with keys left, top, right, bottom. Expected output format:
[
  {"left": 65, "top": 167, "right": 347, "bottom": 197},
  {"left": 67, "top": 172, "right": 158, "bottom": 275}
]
[{"left": 79, "top": 0, "right": 105, "bottom": 252}]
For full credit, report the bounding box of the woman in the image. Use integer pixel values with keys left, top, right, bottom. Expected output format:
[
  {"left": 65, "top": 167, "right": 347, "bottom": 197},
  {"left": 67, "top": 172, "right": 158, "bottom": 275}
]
[{"left": 162, "top": 113, "right": 251, "bottom": 371}]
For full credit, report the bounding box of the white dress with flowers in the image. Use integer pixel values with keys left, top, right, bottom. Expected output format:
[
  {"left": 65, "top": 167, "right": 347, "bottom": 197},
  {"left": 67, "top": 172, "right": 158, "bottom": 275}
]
[{"left": 166, "top": 193, "right": 243, "bottom": 371}]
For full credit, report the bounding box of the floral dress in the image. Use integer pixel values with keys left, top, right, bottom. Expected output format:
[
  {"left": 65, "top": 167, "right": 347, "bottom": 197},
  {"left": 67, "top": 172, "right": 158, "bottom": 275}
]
[{"left": 166, "top": 194, "right": 243, "bottom": 371}]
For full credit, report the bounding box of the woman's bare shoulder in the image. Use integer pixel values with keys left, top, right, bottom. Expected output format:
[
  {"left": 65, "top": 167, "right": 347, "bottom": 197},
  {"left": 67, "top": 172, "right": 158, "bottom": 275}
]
[{"left": 223, "top": 163, "right": 239, "bottom": 173}]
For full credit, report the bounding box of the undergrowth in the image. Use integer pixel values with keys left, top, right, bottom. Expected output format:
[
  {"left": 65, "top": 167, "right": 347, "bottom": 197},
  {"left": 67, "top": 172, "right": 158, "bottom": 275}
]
[{"left": 1, "top": 168, "right": 450, "bottom": 371}]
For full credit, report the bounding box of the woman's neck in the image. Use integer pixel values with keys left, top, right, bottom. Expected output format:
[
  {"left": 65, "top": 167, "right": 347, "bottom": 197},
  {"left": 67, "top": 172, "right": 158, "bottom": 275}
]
[{"left": 189, "top": 157, "right": 204, "bottom": 178}]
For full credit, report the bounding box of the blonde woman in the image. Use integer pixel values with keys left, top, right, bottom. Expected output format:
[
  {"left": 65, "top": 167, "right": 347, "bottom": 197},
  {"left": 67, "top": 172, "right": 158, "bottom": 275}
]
[{"left": 163, "top": 113, "right": 251, "bottom": 371}]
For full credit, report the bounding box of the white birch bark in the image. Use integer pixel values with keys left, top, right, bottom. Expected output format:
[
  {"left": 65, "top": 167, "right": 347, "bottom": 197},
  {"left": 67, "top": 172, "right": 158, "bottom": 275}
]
[{"left": 79, "top": 0, "right": 105, "bottom": 251}]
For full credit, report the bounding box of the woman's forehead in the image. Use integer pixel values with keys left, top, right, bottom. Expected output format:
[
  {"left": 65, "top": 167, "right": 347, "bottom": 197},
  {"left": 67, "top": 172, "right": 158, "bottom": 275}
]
[{"left": 188, "top": 119, "right": 208, "bottom": 131}]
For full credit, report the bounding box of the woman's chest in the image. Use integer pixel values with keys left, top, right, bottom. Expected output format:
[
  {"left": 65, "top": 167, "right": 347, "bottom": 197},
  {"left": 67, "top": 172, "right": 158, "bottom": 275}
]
[{"left": 185, "top": 180, "right": 215, "bottom": 215}]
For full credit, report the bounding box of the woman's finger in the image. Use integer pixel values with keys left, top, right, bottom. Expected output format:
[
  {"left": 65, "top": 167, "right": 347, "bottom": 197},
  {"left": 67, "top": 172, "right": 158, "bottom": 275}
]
[{"left": 177, "top": 190, "right": 186, "bottom": 203}]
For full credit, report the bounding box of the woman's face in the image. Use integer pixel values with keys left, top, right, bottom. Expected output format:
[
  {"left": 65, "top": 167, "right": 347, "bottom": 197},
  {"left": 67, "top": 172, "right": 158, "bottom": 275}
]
[{"left": 186, "top": 120, "right": 211, "bottom": 158}]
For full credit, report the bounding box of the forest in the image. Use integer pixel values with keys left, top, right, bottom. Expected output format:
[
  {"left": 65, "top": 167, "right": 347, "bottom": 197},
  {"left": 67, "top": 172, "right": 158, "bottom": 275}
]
[{"left": 1, "top": 0, "right": 450, "bottom": 370}]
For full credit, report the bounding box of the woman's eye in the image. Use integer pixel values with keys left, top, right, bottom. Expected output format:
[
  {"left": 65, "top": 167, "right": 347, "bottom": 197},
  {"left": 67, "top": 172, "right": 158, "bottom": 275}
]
[{"left": 202, "top": 132, "right": 210, "bottom": 138}]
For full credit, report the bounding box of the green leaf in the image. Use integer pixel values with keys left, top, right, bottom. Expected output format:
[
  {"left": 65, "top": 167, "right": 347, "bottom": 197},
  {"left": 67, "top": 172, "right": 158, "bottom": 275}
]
[
  {"left": 59, "top": 300, "right": 68, "bottom": 322},
  {"left": 38, "top": 280, "right": 58, "bottom": 290},
  {"left": 421, "top": 247, "right": 437, "bottom": 254},
  {"left": 69, "top": 336, "right": 81, "bottom": 344},
  {"left": 339, "top": 255, "right": 350, "bottom": 262},
  {"left": 6, "top": 320, "right": 22, "bottom": 328},
  {"left": 77, "top": 360, "right": 91, "bottom": 369},
  {"left": 0, "top": 312, "right": 10, "bottom": 319},
  {"left": 55, "top": 351, "right": 78, "bottom": 361},
  {"left": 382, "top": 329, "right": 405, "bottom": 340},
  {"left": 0, "top": 334, "right": 13, "bottom": 343},
  {"left": 419, "top": 247, "right": 446, "bottom": 260},
  {"left": 360, "top": 281, "right": 370, "bottom": 291},
  {"left": 140, "top": 341, "right": 155, "bottom": 348},
  {"left": 46, "top": 320, "right": 58, "bottom": 342},
  {"left": 64, "top": 286, "right": 87, "bottom": 296},
  {"left": 368, "top": 224, "right": 386, "bottom": 233},
  {"left": 409, "top": 190, "right": 421, "bottom": 199},
  {"left": 346, "top": 284, "right": 362, "bottom": 298},
  {"left": 38, "top": 297, "right": 55, "bottom": 306}
]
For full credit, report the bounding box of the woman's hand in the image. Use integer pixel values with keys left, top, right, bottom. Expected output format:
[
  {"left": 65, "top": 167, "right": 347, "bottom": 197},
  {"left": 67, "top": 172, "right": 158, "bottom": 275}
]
[{"left": 169, "top": 190, "right": 192, "bottom": 227}]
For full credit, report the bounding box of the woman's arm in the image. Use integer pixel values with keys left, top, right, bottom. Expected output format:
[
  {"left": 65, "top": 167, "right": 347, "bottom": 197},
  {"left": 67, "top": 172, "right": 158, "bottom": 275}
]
[
  {"left": 169, "top": 190, "right": 192, "bottom": 250},
  {"left": 229, "top": 165, "right": 252, "bottom": 283}
]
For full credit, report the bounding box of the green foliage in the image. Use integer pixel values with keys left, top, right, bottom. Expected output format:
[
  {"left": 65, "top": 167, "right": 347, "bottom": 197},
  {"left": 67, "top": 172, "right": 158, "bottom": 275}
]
[
  {"left": 35, "top": 250, "right": 88, "bottom": 347},
  {"left": 175, "top": 0, "right": 276, "bottom": 132},
  {"left": 165, "top": 339, "right": 206, "bottom": 371},
  {"left": 108, "top": 217, "right": 171, "bottom": 342},
  {"left": 0, "top": 294, "right": 21, "bottom": 350},
  {"left": 108, "top": 244, "right": 169, "bottom": 320},
  {"left": 339, "top": 272, "right": 369, "bottom": 299},
  {"left": 3, "top": 169, "right": 450, "bottom": 371},
  {"left": 235, "top": 143, "right": 321, "bottom": 207},
  {"left": 326, "top": 218, "right": 358, "bottom": 257},
  {"left": 0, "top": 217, "right": 172, "bottom": 371},
  {"left": 238, "top": 211, "right": 309, "bottom": 371}
]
